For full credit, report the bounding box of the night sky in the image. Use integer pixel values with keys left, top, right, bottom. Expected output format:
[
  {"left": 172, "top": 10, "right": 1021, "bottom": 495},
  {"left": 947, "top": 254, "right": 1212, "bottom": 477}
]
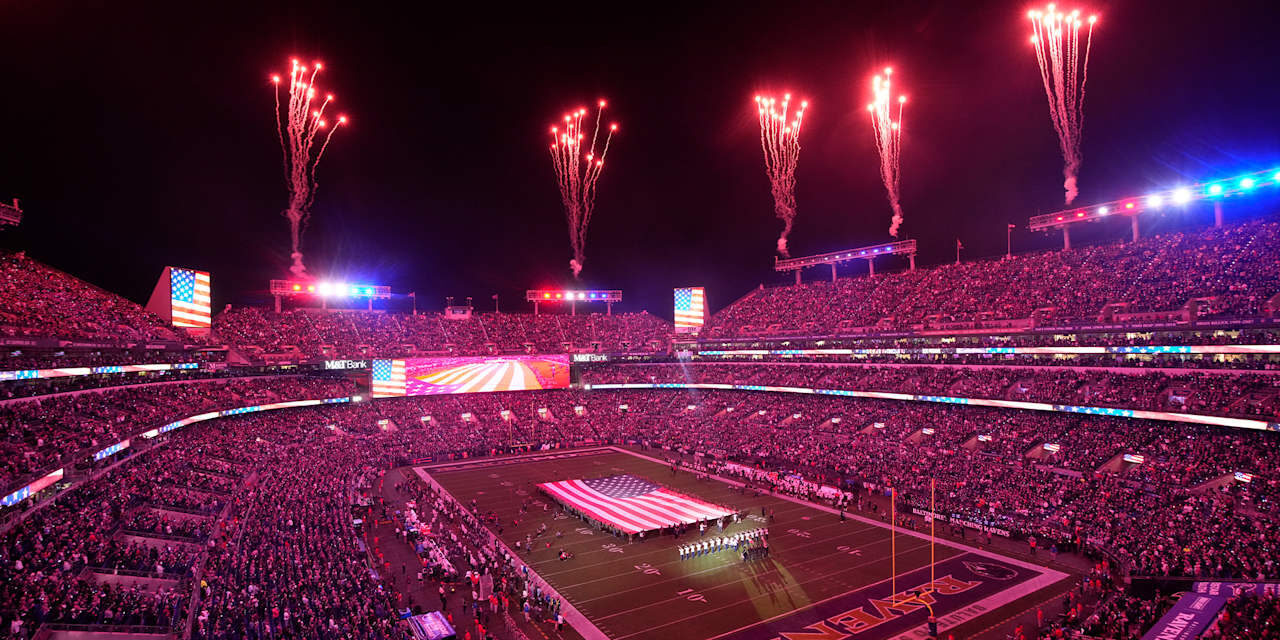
[{"left": 1, "top": 0, "right": 1278, "bottom": 320}]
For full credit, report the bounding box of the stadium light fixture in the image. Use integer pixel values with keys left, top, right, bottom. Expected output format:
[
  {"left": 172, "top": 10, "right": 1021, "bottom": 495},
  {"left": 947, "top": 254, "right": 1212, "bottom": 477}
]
[
  {"left": 1032, "top": 164, "right": 1280, "bottom": 234},
  {"left": 525, "top": 289, "right": 622, "bottom": 303},
  {"left": 774, "top": 240, "right": 917, "bottom": 273}
]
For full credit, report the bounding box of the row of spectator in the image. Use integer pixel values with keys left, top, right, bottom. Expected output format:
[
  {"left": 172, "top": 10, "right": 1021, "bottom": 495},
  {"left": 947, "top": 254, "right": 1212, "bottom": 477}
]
[
  {"left": 213, "top": 308, "right": 670, "bottom": 358},
  {"left": 584, "top": 362, "right": 1280, "bottom": 419},
  {"left": 706, "top": 219, "right": 1280, "bottom": 337},
  {"left": 0, "top": 376, "right": 355, "bottom": 493}
]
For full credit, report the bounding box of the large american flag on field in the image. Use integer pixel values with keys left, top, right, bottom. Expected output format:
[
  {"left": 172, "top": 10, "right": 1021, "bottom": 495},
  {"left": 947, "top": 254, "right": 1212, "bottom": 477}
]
[
  {"left": 539, "top": 474, "right": 735, "bottom": 534},
  {"left": 673, "top": 287, "right": 705, "bottom": 332},
  {"left": 371, "top": 359, "right": 407, "bottom": 397},
  {"left": 170, "top": 268, "right": 211, "bottom": 328}
]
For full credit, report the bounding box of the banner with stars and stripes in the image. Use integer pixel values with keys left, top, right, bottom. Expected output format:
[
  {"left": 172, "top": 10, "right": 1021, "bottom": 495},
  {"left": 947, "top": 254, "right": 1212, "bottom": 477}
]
[
  {"left": 169, "top": 267, "right": 211, "bottom": 328},
  {"left": 539, "top": 474, "right": 736, "bottom": 534},
  {"left": 673, "top": 287, "right": 706, "bottom": 332},
  {"left": 371, "top": 358, "right": 408, "bottom": 397}
]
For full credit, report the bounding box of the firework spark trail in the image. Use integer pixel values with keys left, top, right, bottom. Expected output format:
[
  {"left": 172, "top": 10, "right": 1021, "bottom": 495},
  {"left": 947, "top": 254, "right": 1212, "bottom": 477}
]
[
  {"left": 867, "top": 68, "right": 906, "bottom": 237},
  {"left": 271, "top": 59, "right": 347, "bottom": 278},
  {"left": 548, "top": 100, "right": 617, "bottom": 279},
  {"left": 1028, "top": 4, "right": 1097, "bottom": 204},
  {"left": 754, "top": 93, "right": 807, "bottom": 257}
]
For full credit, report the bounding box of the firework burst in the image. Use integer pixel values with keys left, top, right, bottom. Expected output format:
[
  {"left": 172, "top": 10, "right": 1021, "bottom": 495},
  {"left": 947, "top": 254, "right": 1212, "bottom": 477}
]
[
  {"left": 754, "top": 93, "right": 807, "bottom": 257},
  {"left": 548, "top": 100, "right": 617, "bottom": 279},
  {"left": 271, "top": 58, "right": 347, "bottom": 278},
  {"left": 867, "top": 68, "right": 906, "bottom": 237},
  {"left": 1027, "top": 4, "right": 1098, "bottom": 204}
]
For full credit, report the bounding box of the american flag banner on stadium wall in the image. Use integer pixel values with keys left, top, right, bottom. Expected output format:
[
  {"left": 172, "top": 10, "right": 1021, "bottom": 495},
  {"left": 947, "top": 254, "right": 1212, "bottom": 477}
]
[
  {"left": 539, "top": 474, "right": 735, "bottom": 534},
  {"left": 371, "top": 359, "right": 408, "bottom": 397},
  {"left": 674, "top": 287, "right": 705, "bottom": 332},
  {"left": 170, "top": 268, "right": 211, "bottom": 328}
]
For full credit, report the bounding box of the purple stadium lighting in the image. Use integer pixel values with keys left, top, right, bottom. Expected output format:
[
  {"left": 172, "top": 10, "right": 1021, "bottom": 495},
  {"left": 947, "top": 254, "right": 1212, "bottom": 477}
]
[
  {"left": 774, "top": 239, "right": 918, "bottom": 284},
  {"left": 1029, "top": 165, "right": 1280, "bottom": 248},
  {"left": 525, "top": 289, "right": 622, "bottom": 316}
]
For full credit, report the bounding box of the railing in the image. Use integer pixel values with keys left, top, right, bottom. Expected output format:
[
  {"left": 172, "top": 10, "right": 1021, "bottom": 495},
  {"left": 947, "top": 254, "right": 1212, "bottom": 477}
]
[
  {"left": 118, "top": 529, "right": 206, "bottom": 544},
  {"left": 36, "top": 623, "right": 173, "bottom": 635},
  {"left": 85, "top": 565, "right": 188, "bottom": 580},
  {"left": 145, "top": 502, "right": 220, "bottom": 517}
]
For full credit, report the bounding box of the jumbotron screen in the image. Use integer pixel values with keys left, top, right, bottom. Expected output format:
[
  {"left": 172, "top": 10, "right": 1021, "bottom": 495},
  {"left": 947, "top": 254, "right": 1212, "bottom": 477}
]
[{"left": 370, "top": 355, "right": 571, "bottom": 398}]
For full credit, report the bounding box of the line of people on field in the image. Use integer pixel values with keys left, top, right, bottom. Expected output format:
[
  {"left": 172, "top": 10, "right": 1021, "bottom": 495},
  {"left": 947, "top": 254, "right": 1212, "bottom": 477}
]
[{"left": 678, "top": 528, "right": 769, "bottom": 561}]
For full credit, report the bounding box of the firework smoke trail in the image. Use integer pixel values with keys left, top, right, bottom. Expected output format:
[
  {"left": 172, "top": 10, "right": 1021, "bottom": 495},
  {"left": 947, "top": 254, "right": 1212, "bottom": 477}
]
[
  {"left": 754, "top": 93, "right": 807, "bottom": 257},
  {"left": 271, "top": 59, "right": 347, "bottom": 277},
  {"left": 867, "top": 68, "right": 906, "bottom": 237},
  {"left": 1028, "top": 4, "right": 1097, "bottom": 204},
  {"left": 548, "top": 100, "right": 617, "bottom": 279}
]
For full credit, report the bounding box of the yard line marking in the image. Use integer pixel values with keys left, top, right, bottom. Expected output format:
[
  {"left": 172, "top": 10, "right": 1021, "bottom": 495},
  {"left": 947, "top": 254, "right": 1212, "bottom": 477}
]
[{"left": 609, "top": 540, "right": 942, "bottom": 639}]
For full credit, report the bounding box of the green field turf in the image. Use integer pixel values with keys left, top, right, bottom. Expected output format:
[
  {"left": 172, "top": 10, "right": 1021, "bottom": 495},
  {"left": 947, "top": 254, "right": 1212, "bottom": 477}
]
[{"left": 420, "top": 448, "right": 1068, "bottom": 640}]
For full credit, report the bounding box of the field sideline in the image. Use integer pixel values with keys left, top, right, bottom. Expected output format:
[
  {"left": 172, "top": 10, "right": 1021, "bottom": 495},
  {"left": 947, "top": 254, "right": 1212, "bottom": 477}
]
[{"left": 417, "top": 447, "right": 1070, "bottom": 640}]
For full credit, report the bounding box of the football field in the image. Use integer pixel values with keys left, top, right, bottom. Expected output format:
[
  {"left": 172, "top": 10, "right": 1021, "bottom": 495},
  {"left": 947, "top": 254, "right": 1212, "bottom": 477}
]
[{"left": 419, "top": 448, "right": 1069, "bottom": 640}]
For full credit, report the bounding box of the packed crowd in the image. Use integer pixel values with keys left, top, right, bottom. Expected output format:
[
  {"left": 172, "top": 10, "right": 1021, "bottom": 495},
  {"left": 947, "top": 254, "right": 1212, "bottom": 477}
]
[
  {"left": 192, "top": 413, "right": 407, "bottom": 640},
  {"left": 1204, "top": 592, "right": 1280, "bottom": 639},
  {"left": 0, "top": 376, "right": 355, "bottom": 493},
  {"left": 0, "top": 368, "right": 244, "bottom": 402},
  {"left": 0, "top": 346, "right": 225, "bottom": 373},
  {"left": 2, "top": 382, "right": 1276, "bottom": 638},
  {"left": 213, "top": 308, "right": 671, "bottom": 359},
  {"left": 705, "top": 219, "right": 1280, "bottom": 337},
  {"left": 583, "top": 362, "right": 1280, "bottom": 420},
  {"left": 0, "top": 438, "right": 257, "bottom": 637},
  {"left": 176, "top": 387, "right": 1277, "bottom": 585},
  {"left": 0, "top": 253, "right": 179, "bottom": 343},
  {"left": 699, "top": 327, "right": 1280, "bottom": 351}
]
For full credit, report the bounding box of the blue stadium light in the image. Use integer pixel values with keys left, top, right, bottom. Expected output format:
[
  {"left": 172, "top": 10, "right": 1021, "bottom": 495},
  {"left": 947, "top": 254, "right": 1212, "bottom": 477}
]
[
  {"left": 1207, "top": 184, "right": 1224, "bottom": 196},
  {"left": 1171, "top": 187, "right": 1191, "bottom": 204},
  {"left": 1240, "top": 177, "right": 1256, "bottom": 190},
  {"left": 1097, "top": 206, "right": 1109, "bottom": 215},
  {"left": 1274, "top": 171, "right": 1280, "bottom": 182}
]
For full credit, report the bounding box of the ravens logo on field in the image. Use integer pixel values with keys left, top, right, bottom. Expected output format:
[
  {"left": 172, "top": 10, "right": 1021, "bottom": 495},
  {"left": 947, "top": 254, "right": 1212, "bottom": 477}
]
[{"left": 962, "top": 561, "right": 1018, "bottom": 581}]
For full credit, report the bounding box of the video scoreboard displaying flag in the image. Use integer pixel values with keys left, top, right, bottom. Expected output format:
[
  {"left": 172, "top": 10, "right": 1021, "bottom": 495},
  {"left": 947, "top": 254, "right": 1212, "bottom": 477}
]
[
  {"left": 145, "top": 267, "right": 212, "bottom": 329},
  {"left": 674, "top": 287, "right": 706, "bottom": 332},
  {"left": 371, "top": 358, "right": 408, "bottom": 397},
  {"left": 371, "top": 355, "right": 571, "bottom": 398}
]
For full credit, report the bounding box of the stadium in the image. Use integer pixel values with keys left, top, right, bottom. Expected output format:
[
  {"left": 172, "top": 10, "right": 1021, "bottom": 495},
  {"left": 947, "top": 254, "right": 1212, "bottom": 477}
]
[{"left": 2, "top": 2, "right": 1279, "bottom": 640}]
